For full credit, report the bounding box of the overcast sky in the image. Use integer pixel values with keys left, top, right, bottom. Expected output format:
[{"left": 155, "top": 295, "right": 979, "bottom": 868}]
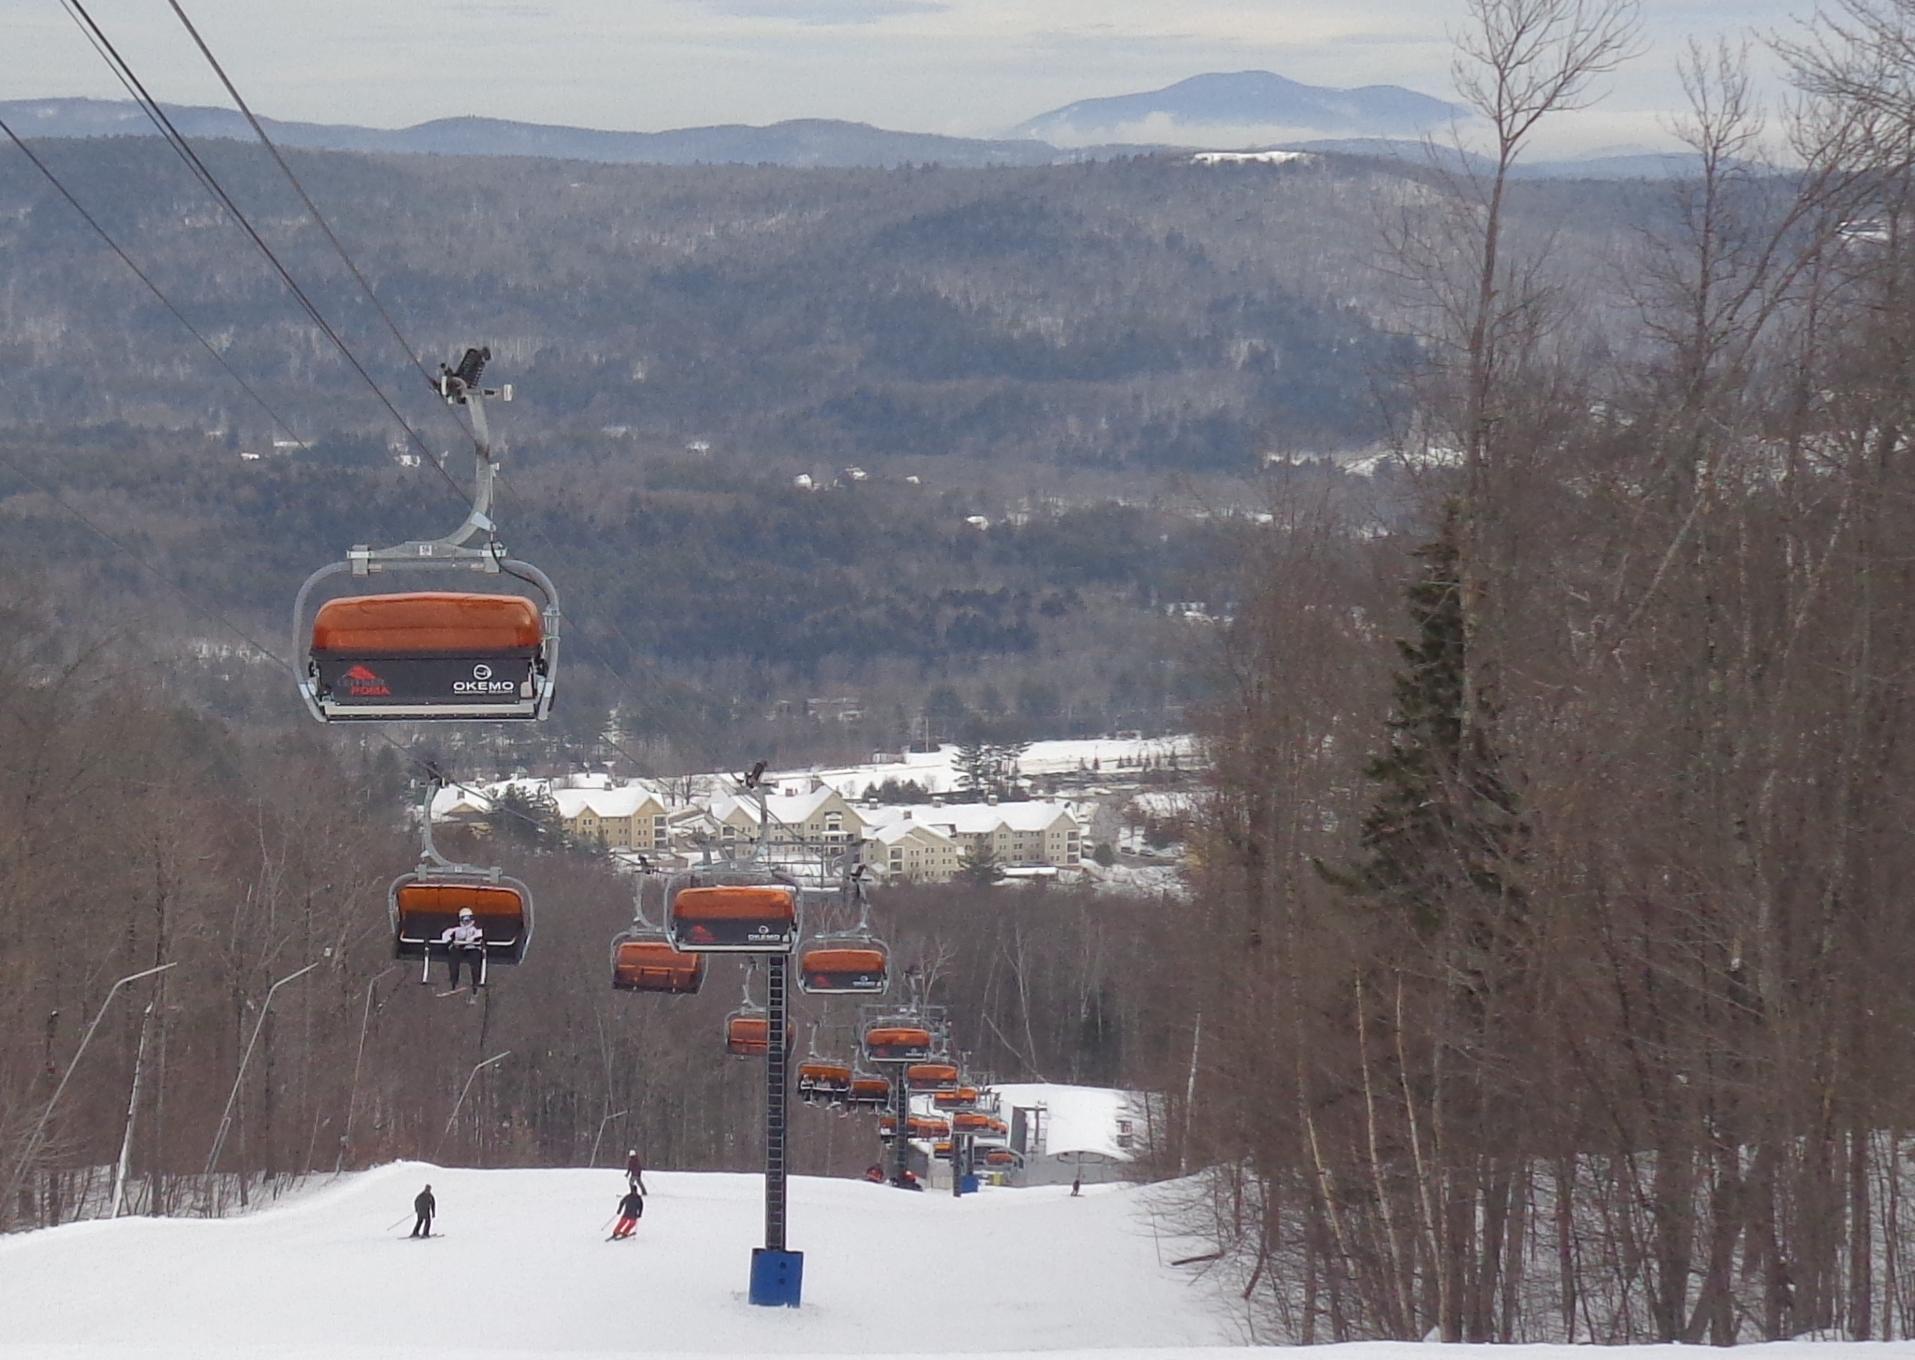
[{"left": 5, "top": 0, "right": 1813, "bottom": 154}]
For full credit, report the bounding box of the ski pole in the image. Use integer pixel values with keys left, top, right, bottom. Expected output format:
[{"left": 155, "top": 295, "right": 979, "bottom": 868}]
[
  {"left": 599, "top": 1214, "right": 616, "bottom": 1233},
  {"left": 386, "top": 1213, "right": 412, "bottom": 1232}
]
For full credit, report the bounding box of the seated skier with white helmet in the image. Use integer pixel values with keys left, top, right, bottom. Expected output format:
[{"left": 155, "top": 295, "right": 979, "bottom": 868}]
[{"left": 437, "top": 907, "right": 488, "bottom": 998}]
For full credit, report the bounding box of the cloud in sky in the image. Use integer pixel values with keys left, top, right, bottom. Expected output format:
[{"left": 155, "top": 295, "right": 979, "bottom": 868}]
[
  {"left": 0, "top": 0, "right": 1822, "bottom": 149},
  {"left": 691, "top": 0, "right": 949, "bottom": 23}
]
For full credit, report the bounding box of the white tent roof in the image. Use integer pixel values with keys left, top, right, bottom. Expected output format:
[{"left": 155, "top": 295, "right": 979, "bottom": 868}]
[{"left": 991, "top": 1083, "right": 1144, "bottom": 1163}]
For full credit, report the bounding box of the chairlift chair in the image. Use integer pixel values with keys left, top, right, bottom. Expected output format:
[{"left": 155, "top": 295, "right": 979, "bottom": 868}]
[
  {"left": 879, "top": 1114, "right": 950, "bottom": 1141},
  {"left": 862, "top": 1024, "right": 935, "bottom": 1064},
  {"left": 666, "top": 866, "right": 800, "bottom": 954},
  {"left": 983, "top": 1148, "right": 1020, "bottom": 1168},
  {"left": 389, "top": 780, "right": 532, "bottom": 983},
  {"left": 933, "top": 1086, "right": 982, "bottom": 1112},
  {"left": 798, "top": 868, "right": 889, "bottom": 994},
  {"left": 295, "top": 349, "right": 560, "bottom": 722},
  {"left": 390, "top": 876, "right": 531, "bottom": 974},
  {"left": 797, "top": 1059, "right": 854, "bottom": 1106},
  {"left": 611, "top": 937, "right": 706, "bottom": 994},
  {"left": 723, "top": 963, "right": 793, "bottom": 1058},
  {"left": 796, "top": 1022, "right": 854, "bottom": 1105},
  {"left": 905, "top": 1061, "right": 961, "bottom": 1092},
  {"left": 611, "top": 873, "right": 705, "bottom": 994},
  {"left": 845, "top": 1075, "right": 891, "bottom": 1109}
]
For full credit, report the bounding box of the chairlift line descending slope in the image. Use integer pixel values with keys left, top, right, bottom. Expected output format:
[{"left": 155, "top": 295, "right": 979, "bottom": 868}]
[{"left": 294, "top": 348, "right": 561, "bottom": 723}]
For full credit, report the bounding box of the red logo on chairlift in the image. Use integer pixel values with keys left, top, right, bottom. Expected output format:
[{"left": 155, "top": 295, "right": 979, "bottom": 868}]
[
  {"left": 342, "top": 664, "right": 391, "bottom": 698},
  {"left": 687, "top": 925, "right": 714, "bottom": 943}
]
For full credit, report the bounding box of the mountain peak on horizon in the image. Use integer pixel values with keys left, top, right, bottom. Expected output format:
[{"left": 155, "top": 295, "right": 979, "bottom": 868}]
[{"left": 1011, "top": 70, "right": 1462, "bottom": 149}]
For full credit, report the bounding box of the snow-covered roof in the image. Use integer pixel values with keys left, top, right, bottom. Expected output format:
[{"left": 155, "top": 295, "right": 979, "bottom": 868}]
[
  {"left": 870, "top": 820, "right": 953, "bottom": 847},
  {"left": 991, "top": 1083, "right": 1145, "bottom": 1163},
  {"left": 755, "top": 736, "right": 1201, "bottom": 801},
  {"left": 709, "top": 786, "right": 846, "bottom": 828},
  {"left": 429, "top": 777, "right": 549, "bottom": 820},
  {"left": 429, "top": 777, "right": 668, "bottom": 823},
  {"left": 551, "top": 786, "right": 662, "bottom": 820},
  {"left": 1129, "top": 792, "right": 1198, "bottom": 819},
  {"left": 862, "top": 800, "right": 1078, "bottom": 836}
]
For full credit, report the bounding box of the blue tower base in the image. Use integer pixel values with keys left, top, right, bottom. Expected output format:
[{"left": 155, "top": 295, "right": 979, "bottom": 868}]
[
  {"left": 749, "top": 1248, "right": 804, "bottom": 1307},
  {"left": 960, "top": 1173, "right": 981, "bottom": 1195}
]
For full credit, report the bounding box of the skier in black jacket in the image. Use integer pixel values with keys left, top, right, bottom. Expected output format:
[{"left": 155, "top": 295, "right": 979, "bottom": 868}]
[
  {"left": 411, "top": 1184, "right": 436, "bottom": 1237},
  {"left": 610, "top": 1187, "right": 644, "bottom": 1239}
]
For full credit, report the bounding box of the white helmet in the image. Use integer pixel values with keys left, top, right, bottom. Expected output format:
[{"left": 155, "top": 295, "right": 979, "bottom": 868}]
[{"left": 459, "top": 908, "right": 475, "bottom": 920}]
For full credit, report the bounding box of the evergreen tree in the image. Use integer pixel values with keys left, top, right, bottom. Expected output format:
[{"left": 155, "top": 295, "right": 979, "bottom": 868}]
[
  {"left": 957, "top": 842, "right": 1007, "bottom": 886},
  {"left": 1325, "top": 505, "right": 1525, "bottom": 945},
  {"left": 493, "top": 784, "right": 568, "bottom": 850},
  {"left": 988, "top": 740, "right": 1031, "bottom": 797},
  {"left": 953, "top": 740, "right": 991, "bottom": 796}
]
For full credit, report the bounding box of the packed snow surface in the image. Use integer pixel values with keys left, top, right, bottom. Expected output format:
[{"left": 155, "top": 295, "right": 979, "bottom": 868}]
[
  {"left": 4, "top": 1162, "right": 1229, "bottom": 1358},
  {"left": 6, "top": 1164, "right": 1901, "bottom": 1360}
]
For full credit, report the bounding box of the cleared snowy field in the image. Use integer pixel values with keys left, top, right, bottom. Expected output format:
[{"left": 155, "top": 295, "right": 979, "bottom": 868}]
[
  {"left": 2, "top": 1162, "right": 1232, "bottom": 1359},
  {"left": 5, "top": 1163, "right": 1905, "bottom": 1359}
]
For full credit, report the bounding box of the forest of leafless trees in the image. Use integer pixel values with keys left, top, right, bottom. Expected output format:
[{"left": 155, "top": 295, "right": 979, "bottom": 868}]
[
  {"left": 1163, "top": 0, "right": 1915, "bottom": 1343},
  {"left": 0, "top": 601, "right": 1164, "bottom": 1232}
]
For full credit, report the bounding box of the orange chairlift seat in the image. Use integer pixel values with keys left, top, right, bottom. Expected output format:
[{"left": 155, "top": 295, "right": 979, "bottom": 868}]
[
  {"left": 983, "top": 1148, "right": 1018, "bottom": 1168},
  {"left": 905, "top": 1061, "right": 960, "bottom": 1092},
  {"left": 797, "top": 1060, "right": 854, "bottom": 1105},
  {"left": 880, "top": 1114, "right": 950, "bottom": 1141},
  {"left": 863, "top": 1024, "right": 935, "bottom": 1063},
  {"left": 389, "top": 778, "right": 531, "bottom": 982},
  {"left": 952, "top": 1111, "right": 996, "bottom": 1135},
  {"left": 307, "top": 592, "right": 553, "bottom": 722},
  {"left": 391, "top": 877, "right": 531, "bottom": 981},
  {"left": 727, "top": 1014, "right": 769, "bottom": 1057},
  {"left": 668, "top": 874, "right": 800, "bottom": 954},
  {"left": 932, "top": 1140, "right": 955, "bottom": 1161},
  {"left": 933, "top": 1086, "right": 982, "bottom": 1111},
  {"left": 798, "top": 944, "right": 889, "bottom": 996},
  {"left": 798, "top": 869, "right": 888, "bottom": 994},
  {"left": 294, "top": 348, "right": 560, "bottom": 724},
  {"left": 611, "top": 937, "right": 706, "bottom": 995},
  {"left": 846, "top": 1075, "right": 891, "bottom": 1109},
  {"left": 727, "top": 1014, "right": 789, "bottom": 1058}
]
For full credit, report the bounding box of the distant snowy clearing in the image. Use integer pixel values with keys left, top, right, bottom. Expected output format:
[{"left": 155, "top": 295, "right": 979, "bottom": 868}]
[{"left": 1191, "top": 151, "right": 1312, "bottom": 165}]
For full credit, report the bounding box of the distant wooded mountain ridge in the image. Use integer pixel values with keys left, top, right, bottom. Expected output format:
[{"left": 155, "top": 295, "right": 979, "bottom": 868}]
[
  {"left": 1010, "top": 71, "right": 1464, "bottom": 146},
  {"left": 0, "top": 97, "right": 1075, "bottom": 168},
  {"left": 4, "top": 89, "right": 1722, "bottom": 179}
]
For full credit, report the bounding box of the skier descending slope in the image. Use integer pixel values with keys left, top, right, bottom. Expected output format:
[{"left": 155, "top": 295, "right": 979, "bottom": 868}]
[
  {"left": 410, "top": 1184, "right": 436, "bottom": 1238},
  {"left": 610, "top": 1187, "right": 644, "bottom": 1240}
]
